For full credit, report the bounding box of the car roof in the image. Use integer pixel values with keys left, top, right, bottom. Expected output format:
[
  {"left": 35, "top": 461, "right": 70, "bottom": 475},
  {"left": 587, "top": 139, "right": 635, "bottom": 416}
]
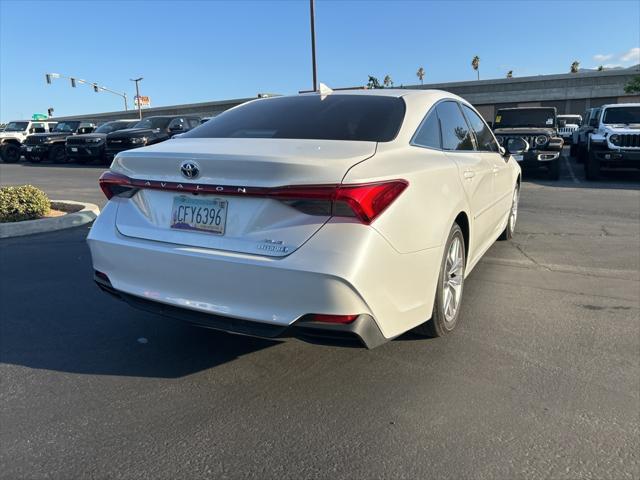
[{"left": 600, "top": 103, "right": 640, "bottom": 109}]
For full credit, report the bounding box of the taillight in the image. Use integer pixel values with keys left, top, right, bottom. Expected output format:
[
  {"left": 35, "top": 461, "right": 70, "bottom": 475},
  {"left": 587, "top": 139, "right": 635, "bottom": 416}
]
[
  {"left": 269, "top": 180, "right": 408, "bottom": 224},
  {"left": 309, "top": 314, "right": 359, "bottom": 324},
  {"left": 99, "top": 171, "right": 137, "bottom": 200},
  {"left": 97, "top": 172, "right": 407, "bottom": 224}
]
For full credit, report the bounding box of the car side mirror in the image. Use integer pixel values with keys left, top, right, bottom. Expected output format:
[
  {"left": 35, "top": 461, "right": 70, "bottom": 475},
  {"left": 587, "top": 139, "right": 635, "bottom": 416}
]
[
  {"left": 505, "top": 137, "right": 529, "bottom": 155},
  {"left": 169, "top": 124, "right": 184, "bottom": 132}
]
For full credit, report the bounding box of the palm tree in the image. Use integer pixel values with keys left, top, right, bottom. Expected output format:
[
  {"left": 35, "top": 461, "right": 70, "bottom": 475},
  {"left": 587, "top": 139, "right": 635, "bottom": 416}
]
[
  {"left": 570, "top": 61, "right": 580, "bottom": 73},
  {"left": 471, "top": 56, "right": 480, "bottom": 80},
  {"left": 383, "top": 75, "right": 394, "bottom": 88},
  {"left": 506, "top": 70, "right": 513, "bottom": 78},
  {"left": 416, "top": 67, "right": 425, "bottom": 85},
  {"left": 367, "top": 75, "right": 381, "bottom": 89}
]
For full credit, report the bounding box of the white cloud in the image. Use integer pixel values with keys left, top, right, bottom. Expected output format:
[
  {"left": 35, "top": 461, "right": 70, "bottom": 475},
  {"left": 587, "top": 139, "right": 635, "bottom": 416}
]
[
  {"left": 620, "top": 47, "right": 640, "bottom": 63},
  {"left": 593, "top": 53, "right": 613, "bottom": 61}
]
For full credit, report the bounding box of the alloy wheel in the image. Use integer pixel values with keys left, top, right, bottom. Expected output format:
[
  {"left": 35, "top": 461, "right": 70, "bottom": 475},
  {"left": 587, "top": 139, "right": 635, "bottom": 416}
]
[{"left": 443, "top": 236, "right": 464, "bottom": 324}]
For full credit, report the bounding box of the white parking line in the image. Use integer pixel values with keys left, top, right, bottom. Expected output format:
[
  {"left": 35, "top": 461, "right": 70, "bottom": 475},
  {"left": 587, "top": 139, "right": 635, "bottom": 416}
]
[{"left": 563, "top": 154, "right": 579, "bottom": 184}]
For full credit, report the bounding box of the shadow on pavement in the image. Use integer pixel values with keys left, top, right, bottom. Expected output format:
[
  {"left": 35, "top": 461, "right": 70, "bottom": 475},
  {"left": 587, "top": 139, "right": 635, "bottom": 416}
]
[
  {"left": 0, "top": 226, "right": 279, "bottom": 379},
  {"left": 523, "top": 152, "right": 640, "bottom": 190}
]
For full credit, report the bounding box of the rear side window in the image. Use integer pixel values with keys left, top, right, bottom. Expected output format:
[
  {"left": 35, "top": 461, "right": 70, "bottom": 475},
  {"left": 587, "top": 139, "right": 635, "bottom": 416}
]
[
  {"left": 412, "top": 109, "right": 441, "bottom": 149},
  {"left": 462, "top": 104, "right": 499, "bottom": 152},
  {"left": 436, "top": 101, "right": 475, "bottom": 151},
  {"left": 183, "top": 95, "right": 406, "bottom": 142}
]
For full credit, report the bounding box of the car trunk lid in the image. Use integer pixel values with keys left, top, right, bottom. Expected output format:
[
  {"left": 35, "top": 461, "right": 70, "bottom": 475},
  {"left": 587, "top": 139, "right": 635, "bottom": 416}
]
[{"left": 112, "top": 138, "right": 377, "bottom": 256}]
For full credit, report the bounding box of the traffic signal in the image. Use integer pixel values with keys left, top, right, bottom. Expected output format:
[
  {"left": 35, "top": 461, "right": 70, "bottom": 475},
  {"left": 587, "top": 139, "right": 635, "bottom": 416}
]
[
  {"left": 70, "top": 78, "right": 77, "bottom": 88},
  {"left": 93, "top": 83, "right": 99, "bottom": 92},
  {"left": 47, "top": 107, "right": 54, "bottom": 117},
  {"left": 45, "top": 74, "right": 52, "bottom": 84}
]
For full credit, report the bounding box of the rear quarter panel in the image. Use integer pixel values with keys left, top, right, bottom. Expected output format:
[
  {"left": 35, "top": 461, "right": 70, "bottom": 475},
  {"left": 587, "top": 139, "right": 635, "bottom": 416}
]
[{"left": 342, "top": 143, "right": 469, "bottom": 254}]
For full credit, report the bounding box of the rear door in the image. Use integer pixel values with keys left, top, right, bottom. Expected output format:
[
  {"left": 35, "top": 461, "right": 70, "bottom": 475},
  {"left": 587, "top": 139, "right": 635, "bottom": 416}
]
[
  {"left": 436, "top": 101, "right": 496, "bottom": 252},
  {"left": 461, "top": 103, "right": 512, "bottom": 236}
]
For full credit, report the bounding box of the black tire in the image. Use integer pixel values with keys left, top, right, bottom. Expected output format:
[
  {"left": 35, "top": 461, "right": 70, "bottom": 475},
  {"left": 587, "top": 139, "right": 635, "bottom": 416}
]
[
  {"left": 0, "top": 143, "right": 21, "bottom": 163},
  {"left": 547, "top": 158, "right": 560, "bottom": 180},
  {"left": 499, "top": 185, "right": 519, "bottom": 241},
  {"left": 576, "top": 144, "right": 586, "bottom": 164},
  {"left": 49, "top": 145, "right": 66, "bottom": 163},
  {"left": 569, "top": 143, "right": 577, "bottom": 158},
  {"left": 585, "top": 149, "right": 601, "bottom": 181},
  {"left": 413, "top": 223, "right": 466, "bottom": 337}
]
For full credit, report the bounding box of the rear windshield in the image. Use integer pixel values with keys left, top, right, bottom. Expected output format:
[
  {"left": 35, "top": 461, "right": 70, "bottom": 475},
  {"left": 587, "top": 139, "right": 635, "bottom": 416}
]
[
  {"left": 183, "top": 95, "right": 406, "bottom": 142},
  {"left": 495, "top": 109, "right": 556, "bottom": 128},
  {"left": 603, "top": 106, "right": 640, "bottom": 125}
]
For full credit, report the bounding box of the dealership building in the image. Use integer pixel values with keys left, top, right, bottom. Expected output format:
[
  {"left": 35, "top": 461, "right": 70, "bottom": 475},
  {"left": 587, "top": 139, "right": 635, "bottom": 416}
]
[{"left": 46, "top": 65, "right": 640, "bottom": 124}]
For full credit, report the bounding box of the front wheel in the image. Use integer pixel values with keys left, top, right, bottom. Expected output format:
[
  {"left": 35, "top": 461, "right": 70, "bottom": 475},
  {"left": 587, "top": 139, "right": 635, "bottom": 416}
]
[
  {"left": 413, "top": 223, "right": 466, "bottom": 337},
  {"left": 547, "top": 158, "right": 560, "bottom": 180},
  {"left": 585, "top": 149, "right": 601, "bottom": 181},
  {"left": 0, "top": 143, "right": 21, "bottom": 163},
  {"left": 49, "top": 145, "right": 66, "bottom": 163}
]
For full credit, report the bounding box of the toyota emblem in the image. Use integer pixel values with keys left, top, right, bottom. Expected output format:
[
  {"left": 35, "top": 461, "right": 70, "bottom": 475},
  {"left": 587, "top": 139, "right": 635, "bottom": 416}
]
[{"left": 180, "top": 161, "right": 200, "bottom": 179}]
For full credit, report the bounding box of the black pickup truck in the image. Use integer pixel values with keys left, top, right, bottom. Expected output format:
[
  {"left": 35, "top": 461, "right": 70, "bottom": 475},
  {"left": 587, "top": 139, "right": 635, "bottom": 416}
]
[
  {"left": 493, "top": 107, "right": 565, "bottom": 179},
  {"left": 23, "top": 121, "right": 96, "bottom": 163},
  {"left": 66, "top": 120, "right": 138, "bottom": 164},
  {"left": 104, "top": 115, "right": 201, "bottom": 162}
]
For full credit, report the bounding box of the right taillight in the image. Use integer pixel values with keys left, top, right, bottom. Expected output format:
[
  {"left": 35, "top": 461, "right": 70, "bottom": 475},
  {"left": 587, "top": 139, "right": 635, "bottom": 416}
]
[{"left": 270, "top": 180, "right": 408, "bottom": 224}]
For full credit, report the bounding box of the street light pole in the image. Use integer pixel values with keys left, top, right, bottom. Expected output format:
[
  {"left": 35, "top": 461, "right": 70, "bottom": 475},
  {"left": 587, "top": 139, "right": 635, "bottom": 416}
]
[
  {"left": 309, "top": 0, "right": 318, "bottom": 92},
  {"left": 45, "top": 73, "right": 129, "bottom": 110},
  {"left": 130, "top": 77, "right": 143, "bottom": 120}
]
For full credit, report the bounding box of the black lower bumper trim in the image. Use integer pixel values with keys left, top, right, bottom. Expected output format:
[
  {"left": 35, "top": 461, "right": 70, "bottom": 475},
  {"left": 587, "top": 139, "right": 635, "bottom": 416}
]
[{"left": 94, "top": 277, "right": 388, "bottom": 349}]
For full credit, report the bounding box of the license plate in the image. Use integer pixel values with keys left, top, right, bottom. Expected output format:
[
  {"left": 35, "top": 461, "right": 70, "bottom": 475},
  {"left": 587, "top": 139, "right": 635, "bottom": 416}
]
[
  {"left": 171, "top": 196, "right": 227, "bottom": 235},
  {"left": 513, "top": 154, "right": 523, "bottom": 162},
  {"left": 26, "top": 147, "right": 32, "bottom": 152},
  {"left": 71, "top": 147, "right": 78, "bottom": 152}
]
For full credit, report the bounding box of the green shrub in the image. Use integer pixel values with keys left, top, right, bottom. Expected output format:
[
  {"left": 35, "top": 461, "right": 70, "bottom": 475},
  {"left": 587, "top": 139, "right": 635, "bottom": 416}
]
[{"left": 0, "top": 185, "right": 50, "bottom": 223}]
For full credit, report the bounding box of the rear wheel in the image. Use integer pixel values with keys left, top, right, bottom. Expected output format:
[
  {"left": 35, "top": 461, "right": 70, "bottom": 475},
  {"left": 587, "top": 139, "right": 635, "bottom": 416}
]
[
  {"left": 0, "top": 143, "right": 21, "bottom": 163},
  {"left": 49, "top": 145, "right": 66, "bottom": 163},
  {"left": 499, "top": 186, "right": 519, "bottom": 241},
  {"left": 585, "top": 149, "right": 601, "bottom": 181},
  {"left": 413, "top": 223, "right": 466, "bottom": 337}
]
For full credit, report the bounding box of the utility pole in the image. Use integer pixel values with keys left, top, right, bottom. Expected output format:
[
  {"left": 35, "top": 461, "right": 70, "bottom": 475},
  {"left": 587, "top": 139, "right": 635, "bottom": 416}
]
[
  {"left": 309, "top": 0, "right": 318, "bottom": 92},
  {"left": 130, "top": 77, "right": 144, "bottom": 120}
]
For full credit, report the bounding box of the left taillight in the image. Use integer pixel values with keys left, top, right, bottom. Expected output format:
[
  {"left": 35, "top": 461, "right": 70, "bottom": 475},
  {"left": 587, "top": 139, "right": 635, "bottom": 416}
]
[{"left": 99, "top": 171, "right": 136, "bottom": 200}]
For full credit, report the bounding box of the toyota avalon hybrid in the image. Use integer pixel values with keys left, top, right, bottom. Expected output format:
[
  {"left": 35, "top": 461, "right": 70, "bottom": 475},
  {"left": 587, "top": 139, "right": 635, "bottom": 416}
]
[{"left": 89, "top": 89, "right": 522, "bottom": 348}]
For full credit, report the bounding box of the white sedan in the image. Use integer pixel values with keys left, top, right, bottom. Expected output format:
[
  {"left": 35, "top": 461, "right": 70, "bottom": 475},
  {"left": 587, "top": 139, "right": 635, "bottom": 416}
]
[{"left": 89, "top": 89, "right": 523, "bottom": 348}]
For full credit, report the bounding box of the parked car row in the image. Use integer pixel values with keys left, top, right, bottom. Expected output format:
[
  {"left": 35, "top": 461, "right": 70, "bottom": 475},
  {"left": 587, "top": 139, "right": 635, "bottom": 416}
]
[
  {"left": 0, "top": 115, "right": 204, "bottom": 164},
  {"left": 571, "top": 103, "right": 640, "bottom": 180}
]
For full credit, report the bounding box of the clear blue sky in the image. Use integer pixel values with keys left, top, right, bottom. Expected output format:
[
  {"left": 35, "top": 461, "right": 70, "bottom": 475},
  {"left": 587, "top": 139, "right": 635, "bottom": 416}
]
[{"left": 1, "top": 0, "right": 639, "bottom": 122}]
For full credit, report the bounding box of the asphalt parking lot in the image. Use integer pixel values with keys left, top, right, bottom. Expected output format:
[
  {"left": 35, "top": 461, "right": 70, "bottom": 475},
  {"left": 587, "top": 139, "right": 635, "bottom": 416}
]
[{"left": 1, "top": 152, "right": 639, "bottom": 479}]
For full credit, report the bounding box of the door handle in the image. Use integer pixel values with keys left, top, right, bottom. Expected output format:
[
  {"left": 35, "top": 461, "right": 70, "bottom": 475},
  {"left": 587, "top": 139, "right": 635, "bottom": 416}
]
[{"left": 463, "top": 170, "right": 476, "bottom": 179}]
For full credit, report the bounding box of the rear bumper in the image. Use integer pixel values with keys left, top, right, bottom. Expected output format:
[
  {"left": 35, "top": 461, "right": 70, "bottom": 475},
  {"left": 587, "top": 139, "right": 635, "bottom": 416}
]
[
  {"left": 95, "top": 274, "right": 386, "bottom": 348},
  {"left": 88, "top": 200, "right": 443, "bottom": 346}
]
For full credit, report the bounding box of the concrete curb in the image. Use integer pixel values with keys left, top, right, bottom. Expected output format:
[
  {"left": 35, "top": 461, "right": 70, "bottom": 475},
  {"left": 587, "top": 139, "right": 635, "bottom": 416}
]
[{"left": 0, "top": 200, "right": 100, "bottom": 239}]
